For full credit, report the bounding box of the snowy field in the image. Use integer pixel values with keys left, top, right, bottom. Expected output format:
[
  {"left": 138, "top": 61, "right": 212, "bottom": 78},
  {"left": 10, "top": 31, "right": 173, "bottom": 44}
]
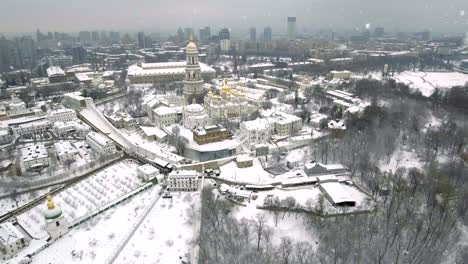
[
  {"left": 248, "top": 185, "right": 370, "bottom": 215},
  {"left": 17, "top": 160, "right": 145, "bottom": 238},
  {"left": 394, "top": 71, "right": 468, "bottom": 96},
  {"left": 115, "top": 192, "right": 200, "bottom": 264},
  {"left": 31, "top": 186, "right": 162, "bottom": 264}
]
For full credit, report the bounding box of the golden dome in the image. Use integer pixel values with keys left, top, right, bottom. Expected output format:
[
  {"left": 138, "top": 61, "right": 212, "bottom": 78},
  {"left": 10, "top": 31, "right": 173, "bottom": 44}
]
[
  {"left": 221, "top": 79, "right": 231, "bottom": 94},
  {"left": 47, "top": 195, "right": 55, "bottom": 210},
  {"left": 186, "top": 36, "right": 198, "bottom": 51}
]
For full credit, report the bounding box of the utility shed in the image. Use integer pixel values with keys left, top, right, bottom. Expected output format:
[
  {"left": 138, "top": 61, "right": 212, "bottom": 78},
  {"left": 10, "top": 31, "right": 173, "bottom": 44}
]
[{"left": 319, "top": 182, "right": 356, "bottom": 206}]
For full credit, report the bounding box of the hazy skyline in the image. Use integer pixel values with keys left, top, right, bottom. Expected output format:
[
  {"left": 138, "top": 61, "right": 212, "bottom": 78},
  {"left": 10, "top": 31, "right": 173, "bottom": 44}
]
[{"left": 1, "top": 0, "right": 467, "bottom": 34}]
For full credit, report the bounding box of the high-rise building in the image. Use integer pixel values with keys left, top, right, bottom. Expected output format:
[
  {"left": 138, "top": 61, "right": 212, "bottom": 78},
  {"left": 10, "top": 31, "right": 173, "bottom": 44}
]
[
  {"left": 219, "top": 28, "right": 230, "bottom": 40},
  {"left": 72, "top": 46, "right": 88, "bottom": 65},
  {"left": 78, "top": 31, "right": 92, "bottom": 43},
  {"left": 137, "top": 32, "right": 146, "bottom": 49},
  {"left": 374, "top": 27, "right": 385, "bottom": 38},
  {"left": 183, "top": 37, "right": 204, "bottom": 104},
  {"left": 184, "top": 28, "right": 194, "bottom": 40},
  {"left": 36, "top": 29, "right": 46, "bottom": 42},
  {"left": 263, "top": 27, "right": 272, "bottom": 42},
  {"left": 15, "top": 36, "right": 36, "bottom": 69},
  {"left": 422, "top": 30, "right": 431, "bottom": 41},
  {"left": 121, "top": 33, "right": 133, "bottom": 45},
  {"left": 287, "top": 17, "right": 296, "bottom": 41},
  {"left": 0, "top": 37, "right": 20, "bottom": 73},
  {"left": 144, "top": 35, "right": 153, "bottom": 49},
  {"left": 199, "top": 26, "right": 211, "bottom": 43},
  {"left": 249, "top": 27, "right": 257, "bottom": 42},
  {"left": 219, "top": 28, "right": 231, "bottom": 52},
  {"left": 91, "top": 31, "right": 100, "bottom": 42},
  {"left": 101, "top": 30, "right": 108, "bottom": 40},
  {"left": 109, "top": 31, "right": 120, "bottom": 44},
  {"left": 177, "top": 28, "right": 184, "bottom": 42}
]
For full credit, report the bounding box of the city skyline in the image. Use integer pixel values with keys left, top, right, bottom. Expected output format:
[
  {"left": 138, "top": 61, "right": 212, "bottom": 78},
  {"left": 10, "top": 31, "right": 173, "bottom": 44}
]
[{"left": 1, "top": 0, "right": 467, "bottom": 34}]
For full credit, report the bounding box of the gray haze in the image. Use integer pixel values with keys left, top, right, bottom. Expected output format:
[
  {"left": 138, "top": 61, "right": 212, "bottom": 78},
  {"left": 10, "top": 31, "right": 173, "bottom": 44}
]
[{"left": 1, "top": 0, "right": 467, "bottom": 34}]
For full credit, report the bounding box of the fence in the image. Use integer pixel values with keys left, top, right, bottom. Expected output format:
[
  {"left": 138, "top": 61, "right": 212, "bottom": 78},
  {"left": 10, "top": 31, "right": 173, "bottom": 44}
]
[{"left": 0, "top": 153, "right": 123, "bottom": 190}]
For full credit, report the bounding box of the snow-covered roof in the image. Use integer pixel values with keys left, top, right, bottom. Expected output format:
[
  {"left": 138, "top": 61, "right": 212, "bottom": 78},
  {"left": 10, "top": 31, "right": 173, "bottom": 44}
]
[
  {"left": 236, "top": 154, "right": 252, "bottom": 162},
  {"left": 21, "top": 143, "right": 48, "bottom": 162},
  {"left": 0, "top": 222, "right": 25, "bottom": 246},
  {"left": 184, "top": 103, "right": 204, "bottom": 113},
  {"left": 328, "top": 119, "right": 346, "bottom": 130},
  {"left": 54, "top": 141, "right": 78, "bottom": 156},
  {"left": 128, "top": 62, "right": 215, "bottom": 76},
  {"left": 241, "top": 118, "right": 275, "bottom": 131},
  {"left": 86, "top": 131, "right": 113, "bottom": 147},
  {"left": 153, "top": 106, "right": 177, "bottom": 116},
  {"left": 49, "top": 108, "right": 75, "bottom": 116},
  {"left": 75, "top": 72, "right": 92, "bottom": 82},
  {"left": 168, "top": 170, "right": 198, "bottom": 178},
  {"left": 320, "top": 182, "right": 356, "bottom": 205},
  {"left": 140, "top": 126, "right": 167, "bottom": 138},
  {"left": 46, "top": 66, "right": 65, "bottom": 77},
  {"left": 17, "top": 120, "right": 50, "bottom": 130},
  {"left": 137, "top": 164, "right": 159, "bottom": 175}
]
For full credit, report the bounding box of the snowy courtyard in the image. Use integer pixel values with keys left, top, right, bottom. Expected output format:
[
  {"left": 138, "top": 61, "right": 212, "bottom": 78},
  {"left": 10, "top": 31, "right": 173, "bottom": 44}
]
[{"left": 393, "top": 71, "right": 468, "bottom": 96}]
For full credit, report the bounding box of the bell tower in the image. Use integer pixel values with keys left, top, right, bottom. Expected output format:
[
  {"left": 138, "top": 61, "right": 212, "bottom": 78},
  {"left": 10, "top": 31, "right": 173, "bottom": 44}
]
[
  {"left": 44, "top": 195, "right": 69, "bottom": 241},
  {"left": 183, "top": 36, "right": 204, "bottom": 104}
]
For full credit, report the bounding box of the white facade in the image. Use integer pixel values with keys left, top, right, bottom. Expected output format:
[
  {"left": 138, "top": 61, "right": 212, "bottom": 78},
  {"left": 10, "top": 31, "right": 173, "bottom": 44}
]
[
  {"left": 204, "top": 81, "right": 255, "bottom": 123},
  {"left": 153, "top": 106, "right": 178, "bottom": 127},
  {"left": 182, "top": 103, "right": 212, "bottom": 129},
  {"left": 220, "top": 39, "right": 231, "bottom": 52},
  {"left": 8, "top": 100, "right": 29, "bottom": 117},
  {"left": 44, "top": 196, "right": 69, "bottom": 241},
  {"left": 54, "top": 141, "right": 78, "bottom": 163},
  {"left": 13, "top": 120, "right": 51, "bottom": 136},
  {"left": 47, "top": 108, "right": 76, "bottom": 124},
  {"left": 272, "top": 112, "right": 303, "bottom": 137},
  {"left": 86, "top": 131, "right": 116, "bottom": 155},
  {"left": 127, "top": 62, "right": 216, "bottom": 84},
  {"left": 21, "top": 143, "right": 49, "bottom": 169},
  {"left": 167, "top": 170, "right": 199, "bottom": 192},
  {"left": 0, "top": 223, "right": 28, "bottom": 259},
  {"left": 240, "top": 118, "right": 275, "bottom": 145},
  {"left": 183, "top": 38, "right": 205, "bottom": 103},
  {"left": 53, "top": 120, "right": 91, "bottom": 137},
  {"left": 137, "top": 164, "right": 159, "bottom": 181}
]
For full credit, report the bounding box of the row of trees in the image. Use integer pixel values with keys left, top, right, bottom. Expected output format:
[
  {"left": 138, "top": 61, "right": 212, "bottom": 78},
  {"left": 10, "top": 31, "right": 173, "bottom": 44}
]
[
  {"left": 309, "top": 161, "right": 467, "bottom": 264},
  {"left": 198, "top": 187, "right": 318, "bottom": 264}
]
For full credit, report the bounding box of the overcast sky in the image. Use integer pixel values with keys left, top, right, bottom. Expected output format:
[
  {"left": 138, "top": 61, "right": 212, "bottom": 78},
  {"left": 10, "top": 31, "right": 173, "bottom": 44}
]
[{"left": 1, "top": 0, "right": 467, "bottom": 35}]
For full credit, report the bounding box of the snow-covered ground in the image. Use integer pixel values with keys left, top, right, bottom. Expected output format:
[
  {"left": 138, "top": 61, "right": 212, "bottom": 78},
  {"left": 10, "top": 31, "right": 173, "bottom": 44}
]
[
  {"left": 0, "top": 188, "right": 50, "bottom": 216},
  {"left": 219, "top": 158, "right": 275, "bottom": 184},
  {"left": 31, "top": 186, "right": 162, "bottom": 264},
  {"left": 17, "top": 160, "right": 145, "bottom": 238},
  {"left": 232, "top": 189, "right": 319, "bottom": 246},
  {"left": 379, "top": 147, "right": 423, "bottom": 173},
  {"left": 394, "top": 71, "right": 468, "bottom": 96},
  {"left": 115, "top": 192, "right": 200, "bottom": 264}
]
